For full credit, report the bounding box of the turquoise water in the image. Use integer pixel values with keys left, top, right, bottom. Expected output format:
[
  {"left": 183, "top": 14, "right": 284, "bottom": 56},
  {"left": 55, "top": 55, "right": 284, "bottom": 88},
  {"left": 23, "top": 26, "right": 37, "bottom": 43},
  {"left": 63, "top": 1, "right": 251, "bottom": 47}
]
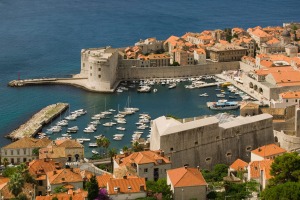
[{"left": 0, "top": 0, "right": 299, "bottom": 156}]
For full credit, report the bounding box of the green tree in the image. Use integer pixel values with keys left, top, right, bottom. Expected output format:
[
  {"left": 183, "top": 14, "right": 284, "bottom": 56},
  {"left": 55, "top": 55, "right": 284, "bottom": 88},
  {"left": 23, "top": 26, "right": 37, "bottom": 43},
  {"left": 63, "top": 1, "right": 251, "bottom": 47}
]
[
  {"left": 122, "top": 145, "right": 129, "bottom": 154},
  {"left": 2, "top": 166, "right": 18, "bottom": 177},
  {"left": 53, "top": 185, "right": 68, "bottom": 194},
  {"left": 202, "top": 164, "right": 228, "bottom": 182},
  {"left": 86, "top": 175, "right": 99, "bottom": 200},
  {"left": 269, "top": 152, "right": 300, "bottom": 185},
  {"left": 262, "top": 181, "right": 300, "bottom": 200},
  {"left": 108, "top": 148, "right": 117, "bottom": 171},
  {"left": 8, "top": 173, "right": 25, "bottom": 198},
  {"left": 146, "top": 178, "right": 172, "bottom": 200},
  {"left": 52, "top": 197, "right": 58, "bottom": 200},
  {"left": 3, "top": 157, "right": 9, "bottom": 167},
  {"left": 132, "top": 141, "right": 144, "bottom": 152},
  {"left": 32, "top": 148, "right": 40, "bottom": 156}
]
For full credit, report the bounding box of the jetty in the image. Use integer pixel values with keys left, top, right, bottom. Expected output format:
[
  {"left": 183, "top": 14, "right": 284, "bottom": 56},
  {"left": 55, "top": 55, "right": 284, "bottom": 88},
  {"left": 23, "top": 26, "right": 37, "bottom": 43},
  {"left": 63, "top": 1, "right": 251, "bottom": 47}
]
[{"left": 6, "top": 103, "right": 69, "bottom": 140}]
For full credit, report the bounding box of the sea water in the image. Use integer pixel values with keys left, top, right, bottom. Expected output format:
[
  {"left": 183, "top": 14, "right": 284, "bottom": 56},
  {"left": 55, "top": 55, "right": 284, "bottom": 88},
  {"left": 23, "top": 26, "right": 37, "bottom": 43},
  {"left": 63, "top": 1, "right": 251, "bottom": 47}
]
[{"left": 0, "top": 0, "right": 299, "bottom": 156}]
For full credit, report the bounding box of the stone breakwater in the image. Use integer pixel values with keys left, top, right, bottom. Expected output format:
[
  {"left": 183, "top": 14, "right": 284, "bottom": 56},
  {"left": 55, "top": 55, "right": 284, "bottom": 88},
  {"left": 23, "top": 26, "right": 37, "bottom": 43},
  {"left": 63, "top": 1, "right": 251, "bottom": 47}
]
[{"left": 6, "top": 103, "right": 69, "bottom": 140}]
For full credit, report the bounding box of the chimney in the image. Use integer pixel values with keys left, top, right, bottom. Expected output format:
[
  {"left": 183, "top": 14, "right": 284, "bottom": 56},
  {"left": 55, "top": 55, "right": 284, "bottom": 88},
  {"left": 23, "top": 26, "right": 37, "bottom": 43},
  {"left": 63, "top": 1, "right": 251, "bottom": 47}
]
[
  {"left": 197, "top": 166, "right": 200, "bottom": 171},
  {"left": 184, "top": 164, "right": 189, "bottom": 169},
  {"left": 53, "top": 170, "right": 57, "bottom": 175},
  {"left": 123, "top": 175, "right": 127, "bottom": 179},
  {"left": 140, "top": 185, "right": 145, "bottom": 191}
]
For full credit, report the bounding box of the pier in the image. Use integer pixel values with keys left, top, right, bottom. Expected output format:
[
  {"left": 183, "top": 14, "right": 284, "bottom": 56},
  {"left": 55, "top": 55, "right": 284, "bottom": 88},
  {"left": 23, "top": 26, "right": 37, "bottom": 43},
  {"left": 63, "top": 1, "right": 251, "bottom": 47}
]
[{"left": 6, "top": 103, "right": 69, "bottom": 140}]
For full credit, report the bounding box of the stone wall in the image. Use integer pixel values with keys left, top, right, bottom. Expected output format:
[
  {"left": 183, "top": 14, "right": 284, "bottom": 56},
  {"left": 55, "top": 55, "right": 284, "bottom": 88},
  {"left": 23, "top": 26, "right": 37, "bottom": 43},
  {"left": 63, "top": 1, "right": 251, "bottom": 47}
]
[
  {"left": 274, "top": 130, "right": 300, "bottom": 151},
  {"left": 151, "top": 114, "right": 274, "bottom": 170},
  {"left": 117, "top": 61, "right": 240, "bottom": 80}
]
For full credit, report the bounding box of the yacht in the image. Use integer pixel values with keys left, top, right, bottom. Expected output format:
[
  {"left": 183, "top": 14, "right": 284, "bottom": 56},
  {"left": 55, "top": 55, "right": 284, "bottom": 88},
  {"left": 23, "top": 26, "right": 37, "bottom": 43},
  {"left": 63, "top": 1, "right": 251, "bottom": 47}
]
[
  {"left": 137, "top": 85, "right": 151, "bottom": 93},
  {"left": 77, "top": 138, "right": 90, "bottom": 143},
  {"left": 71, "top": 109, "right": 87, "bottom": 116},
  {"left": 116, "top": 127, "right": 126, "bottom": 131},
  {"left": 199, "top": 93, "right": 209, "bottom": 97},
  {"left": 83, "top": 127, "right": 95, "bottom": 133},
  {"left": 90, "top": 120, "right": 101, "bottom": 125},
  {"left": 216, "top": 94, "right": 225, "bottom": 98},
  {"left": 89, "top": 143, "right": 98, "bottom": 147},
  {"left": 114, "top": 113, "right": 125, "bottom": 118},
  {"left": 67, "top": 126, "right": 79, "bottom": 132},
  {"left": 56, "top": 120, "right": 68, "bottom": 126},
  {"left": 113, "top": 136, "right": 123, "bottom": 140},
  {"left": 47, "top": 126, "right": 62, "bottom": 133},
  {"left": 94, "top": 134, "right": 104, "bottom": 139},
  {"left": 168, "top": 83, "right": 176, "bottom": 89},
  {"left": 103, "top": 122, "right": 115, "bottom": 127},
  {"left": 92, "top": 150, "right": 99, "bottom": 154},
  {"left": 116, "top": 119, "right": 126, "bottom": 124},
  {"left": 209, "top": 100, "right": 240, "bottom": 110},
  {"left": 65, "top": 114, "right": 77, "bottom": 121}
]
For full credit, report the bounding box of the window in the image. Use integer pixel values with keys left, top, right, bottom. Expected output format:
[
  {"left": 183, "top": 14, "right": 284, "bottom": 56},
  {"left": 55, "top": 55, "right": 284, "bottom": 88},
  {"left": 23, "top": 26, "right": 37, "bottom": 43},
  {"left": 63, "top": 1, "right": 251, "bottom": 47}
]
[
  {"left": 23, "top": 149, "right": 26, "bottom": 154},
  {"left": 170, "top": 147, "right": 173, "bottom": 151},
  {"left": 226, "top": 152, "right": 232, "bottom": 157},
  {"left": 10, "top": 150, "right": 13, "bottom": 155},
  {"left": 246, "top": 146, "right": 252, "bottom": 151},
  {"left": 90, "top": 73, "right": 92, "bottom": 76},
  {"left": 195, "top": 141, "right": 198, "bottom": 145},
  {"left": 17, "top": 150, "right": 20, "bottom": 155},
  {"left": 216, "top": 136, "right": 220, "bottom": 140},
  {"left": 296, "top": 99, "right": 298, "bottom": 102},
  {"left": 205, "top": 157, "right": 212, "bottom": 162},
  {"left": 4, "top": 151, "right": 7, "bottom": 155},
  {"left": 90, "top": 66, "right": 92, "bottom": 69},
  {"left": 98, "top": 75, "right": 101, "bottom": 78},
  {"left": 144, "top": 168, "right": 148, "bottom": 173},
  {"left": 39, "top": 180, "right": 43, "bottom": 186},
  {"left": 23, "top": 158, "right": 27, "bottom": 162},
  {"left": 286, "top": 99, "right": 288, "bottom": 103},
  {"left": 98, "top": 68, "right": 101, "bottom": 71}
]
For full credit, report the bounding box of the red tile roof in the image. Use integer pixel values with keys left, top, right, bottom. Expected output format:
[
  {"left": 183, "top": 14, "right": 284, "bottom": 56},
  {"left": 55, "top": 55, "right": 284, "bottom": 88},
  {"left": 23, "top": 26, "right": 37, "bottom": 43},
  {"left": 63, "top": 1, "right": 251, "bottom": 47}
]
[
  {"left": 167, "top": 167, "right": 207, "bottom": 187},
  {"left": 46, "top": 168, "right": 83, "bottom": 185},
  {"left": 28, "top": 159, "right": 62, "bottom": 176},
  {"left": 249, "top": 159, "right": 273, "bottom": 180},
  {"left": 251, "top": 144, "right": 286, "bottom": 158},
  {"left": 230, "top": 159, "right": 248, "bottom": 171},
  {"left": 35, "top": 189, "right": 87, "bottom": 200},
  {"left": 280, "top": 91, "right": 300, "bottom": 99},
  {"left": 107, "top": 177, "right": 146, "bottom": 195},
  {"left": 96, "top": 173, "right": 113, "bottom": 188}
]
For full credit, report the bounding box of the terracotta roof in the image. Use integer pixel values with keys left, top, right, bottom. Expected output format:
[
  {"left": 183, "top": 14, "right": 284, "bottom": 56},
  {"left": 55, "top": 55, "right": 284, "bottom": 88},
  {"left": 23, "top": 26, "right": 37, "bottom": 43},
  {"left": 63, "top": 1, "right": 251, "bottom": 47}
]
[
  {"left": 115, "top": 150, "right": 171, "bottom": 167},
  {"left": 28, "top": 159, "right": 62, "bottom": 176},
  {"left": 35, "top": 189, "right": 87, "bottom": 200},
  {"left": 46, "top": 168, "right": 83, "bottom": 185},
  {"left": 260, "top": 60, "right": 274, "bottom": 68},
  {"left": 251, "top": 144, "right": 286, "bottom": 158},
  {"left": 96, "top": 173, "right": 113, "bottom": 188},
  {"left": 107, "top": 177, "right": 146, "bottom": 195},
  {"left": 280, "top": 91, "right": 300, "bottom": 99},
  {"left": 39, "top": 146, "right": 66, "bottom": 159},
  {"left": 164, "top": 35, "right": 179, "bottom": 46},
  {"left": 0, "top": 177, "right": 9, "bottom": 190},
  {"left": 113, "top": 165, "right": 137, "bottom": 179},
  {"left": 194, "top": 48, "right": 206, "bottom": 54},
  {"left": 54, "top": 139, "right": 83, "bottom": 148},
  {"left": 2, "top": 137, "right": 51, "bottom": 149},
  {"left": 230, "top": 159, "right": 248, "bottom": 171},
  {"left": 270, "top": 70, "right": 300, "bottom": 86},
  {"left": 266, "top": 37, "right": 280, "bottom": 45},
  {"left": 251, "top": 28, "right": 271, "bottom": 38},
  {"left": 249, "top": 159, "right": 273, "bottom": 180},
  {"left": 254, "top": 66, "right": 294, "bottom": 76},
  {"left": 167, "top": 167, "right": 207, "bottom": 187}
]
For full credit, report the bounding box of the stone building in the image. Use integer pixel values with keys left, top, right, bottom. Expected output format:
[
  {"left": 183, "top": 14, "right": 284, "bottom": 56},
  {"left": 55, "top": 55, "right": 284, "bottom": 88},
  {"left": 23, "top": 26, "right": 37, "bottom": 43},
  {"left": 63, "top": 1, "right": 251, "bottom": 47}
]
[
  {"left": 113, "top": 150, "right": 171, "bottom": 181},
  {"left": 80, "top": 47, "right": 119, "bottom": 91},
  {"left": 0, "top": 137, "right": 51, "bottom": 165},
  {"left": 150, "top": 114, "right": 274, "bottom": 169},
  {"left": 39, "top": 139, "right": 84, "bottom": 165},
  {"left": 167, "top": 166, "right": 207, "bottom": 200},
  {"left": 135, "top": 37, "right": 164, "bottom": 54},
  {"left": 207, "top": 43, "right": 247, "bottom": 62},
  {"left": 250, "top": 144, "right": 286, "bottom": 161}
]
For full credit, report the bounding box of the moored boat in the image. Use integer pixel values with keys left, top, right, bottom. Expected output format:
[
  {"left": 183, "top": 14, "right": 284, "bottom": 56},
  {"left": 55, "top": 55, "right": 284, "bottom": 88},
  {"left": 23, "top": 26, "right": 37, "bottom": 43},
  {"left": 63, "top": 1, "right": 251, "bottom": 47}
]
[{"left": 209, "top": 100, "right": 240, "bottom": 110}]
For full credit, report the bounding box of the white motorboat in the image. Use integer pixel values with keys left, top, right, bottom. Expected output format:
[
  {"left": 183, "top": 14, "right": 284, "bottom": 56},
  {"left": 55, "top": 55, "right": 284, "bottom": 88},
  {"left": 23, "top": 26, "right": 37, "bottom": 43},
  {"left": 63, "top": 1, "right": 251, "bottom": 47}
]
[
  {"left": 117, "top": 119, "right": 126, "bottom": 124},
  {"left": 90, "top": 120, "right": 101, "bottom": 125},
  {"left": 116, "top": 88, "right": 123, "bottom": 93},
  {"left": 168, "top": 83, "right": 176, "bottom": 89},
  {"left": 77, "top": 138, "right": 90, "bottom": 143},
  {"left": 209, "top": 100, "right": 240, "bottom": 110},
  {"left": 67, "top": 126, "right": 79, "bottom": 132},
  {"left": 101, "top": 111, "right": 113, "bottom": 115},
  {"left": 153, "top": 88, "right": 158, "bottom": 93},
  {"left": 116, "top": 127, "right": 126, "bottom": 131},
  {"left": 71, "top": 109, "right": 87, "bottom": 116},
  {"left": 199, "top": 93, "right": 209, "bottom": 97},
  {"left": 137, "top": 85, "right": 151, "bottom": 93},
  {"left": 216, "top": 94, "right": 225, "bottom": 98},
  {"left": 47, "top": 126, "right": 62, "bottom": 133},
  {"left": 103, "top": 122, "right": 115, "bottom": 127},
  {"left": 62, "top": 133, "right": 71, "bottom": 137},
  {"left": 94, "top": 134, "right": 104, "bottom": 139},
  {"left": 92, "top": 150, "right": 99, "bottom": 154},
  {"left": 109, "top": 109, "right": 116, "bottom": 112},
  {"left": 113, "top": 134, "right": 124, "bottom": 137},
  {"left": 89, "top": 143, "right": 98, "bottom": 147},
  {"left": 113, "top": 136, "right": 123, "bottom": 140},
  {"left": 56, "top": 120, "right": 68, "bottom": 126},
  {"left": 65, "top": 114, "right": 77, "bottom": 120},
  {"left": 83, "top": 127, "right": 95, "bottom": 133},
  {"left": 114, "top": 113, "right": 125, "bottom": 118}
]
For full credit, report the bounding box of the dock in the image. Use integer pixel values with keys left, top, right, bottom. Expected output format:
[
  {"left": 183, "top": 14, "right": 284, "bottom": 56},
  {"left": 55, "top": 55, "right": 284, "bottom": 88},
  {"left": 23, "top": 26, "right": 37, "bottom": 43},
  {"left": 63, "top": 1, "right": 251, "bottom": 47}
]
[{"left": 6, "top": 103, "right": 69, "bottom": 140}]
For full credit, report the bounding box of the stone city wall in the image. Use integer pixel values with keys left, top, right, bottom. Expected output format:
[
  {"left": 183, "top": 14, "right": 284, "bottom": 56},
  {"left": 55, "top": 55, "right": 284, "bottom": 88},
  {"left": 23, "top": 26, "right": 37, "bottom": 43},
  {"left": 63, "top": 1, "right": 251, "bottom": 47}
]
[
  {"left": 117, "top": 61, "right": 240, "bottom": 80},
  {"left": 274, "top": 130, "right": 300, "bottom": 151},
  {"left": 160, "top": 115, "right": 274, "bottom": 170}
]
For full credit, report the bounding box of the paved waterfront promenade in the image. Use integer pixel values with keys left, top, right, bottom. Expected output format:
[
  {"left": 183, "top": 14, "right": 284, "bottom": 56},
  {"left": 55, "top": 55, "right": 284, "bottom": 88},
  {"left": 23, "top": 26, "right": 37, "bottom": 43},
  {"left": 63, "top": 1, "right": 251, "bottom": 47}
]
[
  {"left": 7, "top": 103, "right": 69, "bottom": 140},
  {"left": 215, "top": 73, "right": 270, "bottom": 106}
]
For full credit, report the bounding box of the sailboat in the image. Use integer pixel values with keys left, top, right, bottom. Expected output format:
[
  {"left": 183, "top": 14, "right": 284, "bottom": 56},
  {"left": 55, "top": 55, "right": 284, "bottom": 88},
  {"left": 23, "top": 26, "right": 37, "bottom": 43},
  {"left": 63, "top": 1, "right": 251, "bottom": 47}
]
[{"left": 101, "top": 98, "right": 112, "bottom": 115}]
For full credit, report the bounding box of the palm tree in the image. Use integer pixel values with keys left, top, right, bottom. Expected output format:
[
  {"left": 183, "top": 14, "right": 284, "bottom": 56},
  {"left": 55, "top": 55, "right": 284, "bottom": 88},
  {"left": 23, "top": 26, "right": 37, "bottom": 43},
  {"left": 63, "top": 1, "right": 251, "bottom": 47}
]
[
  {"left": 108, "top": 148, "right": 117, "bottom": 170},
  {"left": 101, "top": 138, "right": 110, "bottom": 157},
  {"left": 8, "top": 173, "right": 25, "bottom": 198},
  {"left": 132, "top": 141, "right": 143, "bottom": 152},
  {"left": 122, "top": 145, "right": 129, "bottom": 154}
]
